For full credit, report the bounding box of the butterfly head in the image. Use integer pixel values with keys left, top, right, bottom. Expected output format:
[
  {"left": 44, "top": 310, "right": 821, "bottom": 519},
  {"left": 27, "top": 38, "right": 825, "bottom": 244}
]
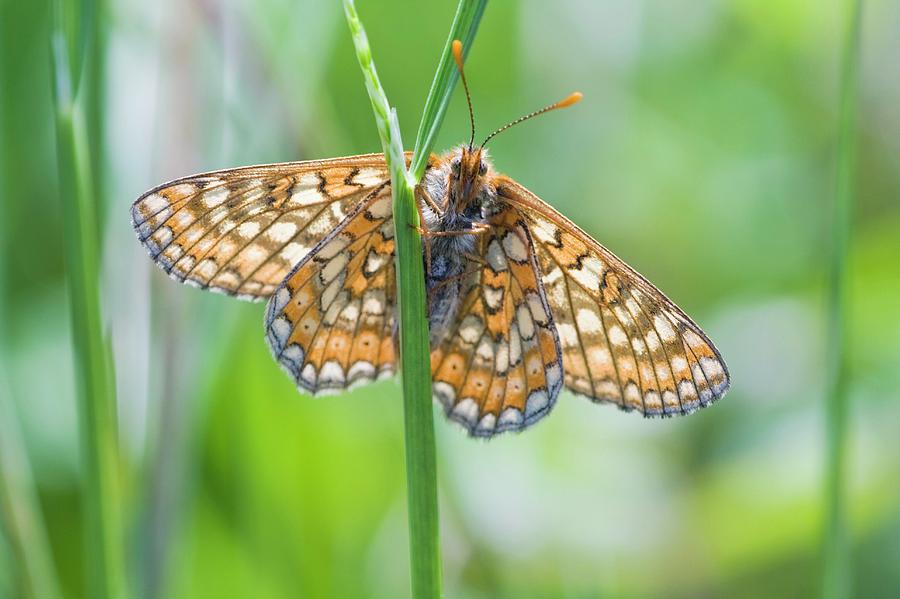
[
  {"left": 449, "top": 146, "right": 491, "bottom": 212},
  {"left": 446, "top": 39, "right": 583, "bottom": 213}
]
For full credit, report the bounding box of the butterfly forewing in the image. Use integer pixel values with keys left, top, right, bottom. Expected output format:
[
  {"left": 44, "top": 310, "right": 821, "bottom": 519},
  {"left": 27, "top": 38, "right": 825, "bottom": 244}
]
[
  {"left": 131, "top": 154, "right": 391, "bottom": 300},
  {"left": 265, "top": 183, "right": 397, "bottom": 394},
  {"left": 431, "top": 208, "right": 563, "bottom": 437},
  {"left": 496, "top": 178, "right": 730, "bottom": 416}
]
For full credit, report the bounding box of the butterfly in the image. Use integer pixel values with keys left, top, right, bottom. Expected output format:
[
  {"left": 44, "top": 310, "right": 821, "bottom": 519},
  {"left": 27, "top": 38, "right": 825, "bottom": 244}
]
[{"left": 131, "top": 40, "right": 729, "bottom": 438}]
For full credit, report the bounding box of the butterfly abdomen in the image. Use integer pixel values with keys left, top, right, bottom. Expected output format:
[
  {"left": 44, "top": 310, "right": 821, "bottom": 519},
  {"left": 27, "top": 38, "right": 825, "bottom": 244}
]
[
  {"left": 420, "top": 153, "right": 492, "bottom": 348},
  {"left": 424, "top": 216, "right": 480, "bottom": 348}
]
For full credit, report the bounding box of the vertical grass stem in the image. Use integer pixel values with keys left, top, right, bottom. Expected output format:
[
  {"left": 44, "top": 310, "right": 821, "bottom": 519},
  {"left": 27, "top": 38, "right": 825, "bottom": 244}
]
[
  {"left": 343, "top": 1, "right": 486, "bottom": 596},
  {"left": 50, "top": 5, "right": 127, "bottom": 598},
  {"left": 823, "top": 2, "right": 863, "bottom": 598}
]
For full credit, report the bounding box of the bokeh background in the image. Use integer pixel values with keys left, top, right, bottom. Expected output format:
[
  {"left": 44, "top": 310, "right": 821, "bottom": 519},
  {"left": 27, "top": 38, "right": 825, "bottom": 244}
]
[{"left": 2, "top": 0, "right": 899, "bottom": 597}]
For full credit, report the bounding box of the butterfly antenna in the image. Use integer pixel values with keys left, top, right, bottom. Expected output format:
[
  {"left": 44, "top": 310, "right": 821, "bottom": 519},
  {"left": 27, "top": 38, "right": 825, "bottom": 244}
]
[
  {"left": 452, "top": 40, "right": 476, "bottom": 150},
  {"left": 480, "top": 91, "right": 583, "bottom": 149}
]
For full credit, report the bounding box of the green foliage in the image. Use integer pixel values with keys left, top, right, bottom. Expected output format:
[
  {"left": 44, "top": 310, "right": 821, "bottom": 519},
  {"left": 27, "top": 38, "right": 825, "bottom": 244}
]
[
  {"left": 1, "top": 1, "right": 899, "bottom": 598},
  {"left": 50, "top": 1, "right": 126, "bottom": 597},
  {"left": 823, "top": 1, "right": 863, "bottom": 598}
]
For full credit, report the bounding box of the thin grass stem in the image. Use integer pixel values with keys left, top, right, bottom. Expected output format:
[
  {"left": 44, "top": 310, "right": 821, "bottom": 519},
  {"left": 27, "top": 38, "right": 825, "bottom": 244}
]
[
  {"left": 50, "top": 2, "right": 127, "bottom": 597},
  {"left": 0, "top": 375, "right": 64, "bottom": 599},
  {"left": 343, "top": 1, "right": 486, "bottom": 596},
  {"left": 823, "top": 1, "right": 863, "bottom": 598}
]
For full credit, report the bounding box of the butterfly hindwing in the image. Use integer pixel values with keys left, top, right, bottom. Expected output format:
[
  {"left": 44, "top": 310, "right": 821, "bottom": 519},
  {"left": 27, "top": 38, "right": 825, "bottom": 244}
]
[
  {"left": 497, "top": 178, "right": 729, "bottom": 416},
  {"left": 265, "top": 183, "right": 397, "bottom": 394},
  {"left": 430, "top": 207, "right": 563, "bottom": 437},
  {"left": 131, "top": 154, "right": 390, "bottom": 300}
]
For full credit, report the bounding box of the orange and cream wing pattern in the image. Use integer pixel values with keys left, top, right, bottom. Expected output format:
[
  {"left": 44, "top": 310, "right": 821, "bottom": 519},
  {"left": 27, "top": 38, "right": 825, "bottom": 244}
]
[
  {"left": 131, "top": 154, "right": 391, "bottom": 301},
  {"left": 265, "top": 183, "right": 397, "bottom": 394},
  {"left": 430, "top": 208, "right": 563, "bottom": 437},
  {"left": 497, "top": 178, "right": 730, "bottom": 417}
]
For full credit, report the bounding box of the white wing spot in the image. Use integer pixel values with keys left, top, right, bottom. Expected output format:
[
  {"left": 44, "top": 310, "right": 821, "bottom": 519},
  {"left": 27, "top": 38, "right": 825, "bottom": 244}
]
[
  {"left": 498, "top": 407, "right": 523, "bottom": 428},
  {"left": 202, "top": 187, "right": 229, "bottom": 209},
  {"left": 319, "top": 273, "right": 346, "bottom": 310},
  {"left": 526, "top": 293, "right": 548, "bottom": 325},
  {"left": 476, "top": 338, "right": 494, "bottom": 360},
  {"left": 271, "top": 286, "right": 291, "bottom": 314},
  {"left": 300, "top": 363, "right": 317, "bottom": 387},
  {"left": 269, "top": 316, "right": 291, "bottom": 349},
  {"left": 544, "top": 266, "right": 564, "bottom": 284},
  {"left": 364, "top": 250, "right": 389, "bottom": 275},
  {"left": 624, "top": 382, "right": 641, "bottom": 406},
  {"left": 319, "top": 361, "right": 346, "bottom": 385},
  {"left": 545, "top": 362, "right": 562, "bottom": 391},
  {"left": 575, "top": 308, "right": 602, "bottom": 334},
  {"left": 291, "top": 173, "right": 323, "bottom": 204},
  {"left": 139, "top": 193, "right": 168, "bottom": 216},
  {"left": 557, "top": 323, "right": 579, "bottom": 347},
  {"left": 280, "top": 241, "right": 309, "bottom": 264},
  {"left": 268, "top": 221, "right": 298, "bottom": 243},
  {"left": 366, "top": 195, "right": 392, "bottom": 219},
  {"left": 484, "top": 286, "right": 504, "bottom": 310},
  {"left": 587, "top": 346, "right": 613, "bottom": 369},
  {"left": 458, "top": 315, "right": 484, "bottom": 345},
  {"left": 316, "top": 235, "right": 349, "bottom": 260},
  {"left": 237, "top": 221, "right": 261, "bottom": 238},
  {"left": 501, "top": 231, "right": 529, "bottom": 263},
  {"left": 516, "top": 304, "right": 535, "bottom": 339},
  {"left": 486, "top": 239, "right": 508, "bottom": 271},
  {"left": 509, "top": 323, "right": 522, "bottom": 365},
  {"left": 495, "top": 343, "right": 509, "bottom": 373},
  {"left": 341, "top": 302, "right": 360, "bottom": 322},
  {"left": 654, "top": 314, "right": 677, "bottom": 343},
  {"left": 321, "top": 252, "right": 349, "bottom": 284},
  {"left": 525, "top": 390, "right": 550, "bottom": 419},
  {"left": 678, "top": 380, "right": 698, "bottom": 400},
  {"left": 452, "top": 398, "right": 479, "bottom": 426},
  {"left": 700, "top": 357, "right": 725, "bottom": 381},
  {"left": 475, "top": 413, "right": 496, "bottom": 434},
  {"left": 362, "top": 290, "right": 386, "bottom": 315},
  {"left": 195, "top": 258, "right": 217, "bottom": 279},
  {"left": 608, "top": 325, "right": 628, "bottom": 346},
  {"left": 354, "top": 167, "right": 386, "bottom": 187},
  {"left": 569, "top": 265, "right": 601, "bottom": 292},
  {"left": 348, "top": 361, "right": 376, "bottom": 381},
  {"left": 530, "top": 220, "right": 558, "bottom": 245},
  {"left": 433, "top": 381, "right": 456, "bottom": 409}
]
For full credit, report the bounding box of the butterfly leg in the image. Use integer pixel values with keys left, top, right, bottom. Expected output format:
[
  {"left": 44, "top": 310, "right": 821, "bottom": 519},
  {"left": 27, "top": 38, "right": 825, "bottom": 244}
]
[
  {"left": 419, "top": 187, "right": 444, "bottom": 216},
  {"left": 418, "top": 222, "right": 492, "bottom": 238},
  {"left": 462, "top": 251, "right": 488, "bottom": 266}
]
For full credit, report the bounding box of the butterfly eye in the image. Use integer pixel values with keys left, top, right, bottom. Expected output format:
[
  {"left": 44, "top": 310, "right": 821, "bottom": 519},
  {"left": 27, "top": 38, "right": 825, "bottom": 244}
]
[
  {"left": 478, "top": 162, "right": 487, "bottom": 175},
  {"left": 451, "top": 160, "right": 461, "bottom": 174}
]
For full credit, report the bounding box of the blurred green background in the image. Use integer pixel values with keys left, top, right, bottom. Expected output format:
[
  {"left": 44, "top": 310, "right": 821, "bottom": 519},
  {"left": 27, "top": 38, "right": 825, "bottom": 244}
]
[{"left": 2, "top": 0, "right": 899, "bottom": 597}]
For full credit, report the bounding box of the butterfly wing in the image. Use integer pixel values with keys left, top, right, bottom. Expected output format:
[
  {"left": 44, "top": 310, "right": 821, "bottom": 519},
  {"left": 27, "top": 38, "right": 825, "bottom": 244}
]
[
  {"left": 265, "top": 182, "right": 397, "bottom": 394},
  {"left": 496, "top": 177, "right": 729, "bottom": 416},
  {"left": 131, "top": 154, "right": 391, "bottom": 300},
  {"left": 430, "top": 208, "right": 563, "bottom": 437}
]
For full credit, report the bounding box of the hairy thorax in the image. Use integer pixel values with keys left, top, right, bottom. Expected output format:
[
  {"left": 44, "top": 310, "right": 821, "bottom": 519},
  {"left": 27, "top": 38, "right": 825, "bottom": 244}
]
[{"left": 419, "top": 147, "right": 500, "bottom": 347}]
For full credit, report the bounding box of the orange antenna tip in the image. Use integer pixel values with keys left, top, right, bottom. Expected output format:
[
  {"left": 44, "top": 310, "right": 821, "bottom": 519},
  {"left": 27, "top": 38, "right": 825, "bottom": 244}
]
[
  {"left": 452, "top": 40, "right": 465, "bottom": 72},
  {"left": 556, "top": 91, "right": 583, "bottom": 109}
]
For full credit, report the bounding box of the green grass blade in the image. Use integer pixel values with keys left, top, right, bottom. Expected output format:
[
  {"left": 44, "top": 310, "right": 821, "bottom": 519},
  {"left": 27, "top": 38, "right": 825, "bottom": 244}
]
[
  {"left": 823, "top": 2, "right": 863, "bottom": 598},
  {"left": 50, "top": 3, "right": 127, "bottom": 598},
  {"left": 409, "top": 0, "right": 487, "bottom": 181},
  {"left": 0, "top": 375, "right": 64, "bottom": 599},
  {"left": 343, "top": 1, "right": 486, "bottom": 596}
]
